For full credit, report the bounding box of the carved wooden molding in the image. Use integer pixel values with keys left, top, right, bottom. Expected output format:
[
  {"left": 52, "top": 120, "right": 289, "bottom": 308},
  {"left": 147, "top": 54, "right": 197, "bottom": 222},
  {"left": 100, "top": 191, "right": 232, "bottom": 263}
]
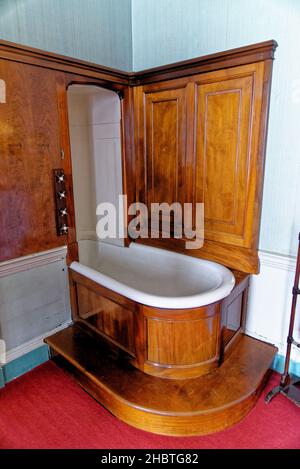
[
  {"left": 134, "top": 40, "right": 277, "bottom": 84},
  {"left": 0, "top": 39, "right": 130, "bottom": 84},
  {"left": 0, "top": 39, "right": 277, "bottom": 85}
]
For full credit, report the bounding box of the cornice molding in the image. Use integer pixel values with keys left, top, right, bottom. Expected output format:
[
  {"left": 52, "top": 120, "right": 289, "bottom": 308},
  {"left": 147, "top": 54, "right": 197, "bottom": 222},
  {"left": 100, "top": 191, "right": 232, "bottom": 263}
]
[
  {"left": 133, "top": 40, "right": 278, "bottom": 84},
  {"left": 0, "top": 39, "right": 277, "bottom": 86},
  {"left": 0, "top": 39, "right": 132, "bottom": 84}
]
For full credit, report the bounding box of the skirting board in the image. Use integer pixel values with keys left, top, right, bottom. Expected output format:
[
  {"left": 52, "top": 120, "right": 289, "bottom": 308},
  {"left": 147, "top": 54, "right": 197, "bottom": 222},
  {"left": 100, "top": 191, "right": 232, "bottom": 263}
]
[
  {"left": 0, "top": 367, "right": 4, "bottom": 388},
  {"left": 0, "top": 320, "right": 71, "bottom": 388},
  {"left": 246, "top": 250, "right": 300, "bottom": 364},
  {"left": 1, "top": 344, "right": 49, "bottom": 386}
]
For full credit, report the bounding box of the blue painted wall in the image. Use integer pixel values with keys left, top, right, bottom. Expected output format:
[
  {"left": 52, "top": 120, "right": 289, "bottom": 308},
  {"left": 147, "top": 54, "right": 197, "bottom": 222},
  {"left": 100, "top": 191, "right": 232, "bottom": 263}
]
[
  {"left": 132, "top": 0, "right": 300, "bottom": 257},
  {"left": 0, "top": 0, "right": 132, "bottom": 70}
]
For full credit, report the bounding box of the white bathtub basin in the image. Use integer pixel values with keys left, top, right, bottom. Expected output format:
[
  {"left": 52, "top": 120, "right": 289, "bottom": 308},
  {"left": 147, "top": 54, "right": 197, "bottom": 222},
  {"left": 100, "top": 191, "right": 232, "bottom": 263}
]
[{"left": 70, "top": 240, "right": 235, "bottom": 309}]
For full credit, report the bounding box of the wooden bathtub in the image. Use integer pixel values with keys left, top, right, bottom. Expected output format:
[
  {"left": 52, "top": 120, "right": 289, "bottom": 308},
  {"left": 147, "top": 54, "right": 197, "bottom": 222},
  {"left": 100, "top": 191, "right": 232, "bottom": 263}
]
[{"left": 68, "top": 240, "right": 241, "bottom": 379}]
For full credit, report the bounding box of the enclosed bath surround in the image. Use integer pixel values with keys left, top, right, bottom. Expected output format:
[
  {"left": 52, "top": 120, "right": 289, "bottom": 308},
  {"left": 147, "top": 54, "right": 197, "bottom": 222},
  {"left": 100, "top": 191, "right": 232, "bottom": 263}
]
[{"left": 0, "top": 38, "right": 278, "bottom": 435}]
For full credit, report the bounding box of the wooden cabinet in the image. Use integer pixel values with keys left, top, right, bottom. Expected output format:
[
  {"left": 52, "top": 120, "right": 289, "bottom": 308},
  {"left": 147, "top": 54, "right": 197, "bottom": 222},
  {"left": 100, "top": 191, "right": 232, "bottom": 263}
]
[{"left": 133, "top": 60, "right": 273, "bottom": 273}]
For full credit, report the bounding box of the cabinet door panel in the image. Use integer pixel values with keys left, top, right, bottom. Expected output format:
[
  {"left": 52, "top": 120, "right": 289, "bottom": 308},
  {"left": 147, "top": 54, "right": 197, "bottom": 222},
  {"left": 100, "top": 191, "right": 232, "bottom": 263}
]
[
  {"left": 145, "top": 88, "right": 186, "bottom": 207},
  {"left": 194, "top": 63, "right": 265, "bottom": 249},
  {"left": 76, "top": 283, "right": 135, "bottom": 354},
  {"left": 0, "top": 61, "right": 65, "bottom": 261},
  {"left": 134, "top": 81, "right": 190, "bottom": 241}
]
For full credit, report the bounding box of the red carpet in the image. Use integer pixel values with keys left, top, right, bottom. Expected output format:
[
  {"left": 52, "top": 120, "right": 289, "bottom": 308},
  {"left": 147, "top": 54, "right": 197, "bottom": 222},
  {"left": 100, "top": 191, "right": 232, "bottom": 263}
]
[{"left": 0, "top": 361, "right": 299, "bottom": 449}]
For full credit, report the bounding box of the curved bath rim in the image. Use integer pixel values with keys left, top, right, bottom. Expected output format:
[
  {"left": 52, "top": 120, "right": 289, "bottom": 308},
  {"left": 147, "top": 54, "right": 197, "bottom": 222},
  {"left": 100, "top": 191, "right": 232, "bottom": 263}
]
[{"left": 70, "top": 241, "right": 235, "bottom": 309}]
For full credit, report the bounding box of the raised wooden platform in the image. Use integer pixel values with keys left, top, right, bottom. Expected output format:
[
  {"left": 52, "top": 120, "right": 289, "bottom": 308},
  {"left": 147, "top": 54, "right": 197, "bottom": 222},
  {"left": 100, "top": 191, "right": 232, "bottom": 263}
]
[{"left": 45, "top": 323, "right": 277, "bottom": 436}]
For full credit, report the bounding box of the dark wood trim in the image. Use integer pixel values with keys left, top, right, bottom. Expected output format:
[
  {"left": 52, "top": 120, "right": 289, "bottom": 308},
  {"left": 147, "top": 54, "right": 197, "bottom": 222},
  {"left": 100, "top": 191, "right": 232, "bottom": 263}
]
[
  {"left": 120, "top": 86, "right": 136, "bottom": 247},
  {"left": 134, "top": 40, "right": 278, "bottom": 84},
  {"left": 253, "top": 59, "right": 275, "bottom": 249},
  {"left": 220, "top": 273, "right": 250, "bottom": 362},
  {"left": 0, "top": 39, "right": 277, "bottom": 86},
  {"left": 56, "top": 75, "right": 77, "bottom": 247},
  {"left": 0, "top": 39, "right": 132, "bottom": 84}
]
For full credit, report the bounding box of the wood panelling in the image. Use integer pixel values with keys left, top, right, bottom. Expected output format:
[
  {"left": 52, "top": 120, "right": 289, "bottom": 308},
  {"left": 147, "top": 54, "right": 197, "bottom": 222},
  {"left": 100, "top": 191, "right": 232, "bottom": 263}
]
[
  {"left": 76, "top": 283, "right": 135, "bottom": 354},
  {"left": 69, "top": 270, "right": 136, "bottom": 355},
  {"left": 0, "top": 39, "right": 275, "bottom": 271},
  {"left": 133, "top": 59, "right": 273, "bottom": 273},
  {"left": 222, "top": 295, "right": 243, "bottom": 342},
  {"left": 146, "top": 315, "right": 219, "bottom": 365},
  {"left": 134, "top": 82, "right": 189, "bottom": 240},
  {"left": 220, "top": 271, "right": 250, "bottom": 361},
  {"left": 145, "top": 88, "right": 186, "bottom": 207},
  {"left": 195, "top": 64, "right": 262, "bottom": 249},
  {"left": 142, "top": 301, "right": 221, "bottom": 378},
  {"left": 0, "top": 60, "right": 67, "bottom": 261},
  {"left": 134, "top": 80, "right": 191, "bottom": 242},
  {"left": 0, "top": 37, "right": 278, "bottom": 434},
  {"left": 0, "top": 59, "right": 130, "bottom": 263}
]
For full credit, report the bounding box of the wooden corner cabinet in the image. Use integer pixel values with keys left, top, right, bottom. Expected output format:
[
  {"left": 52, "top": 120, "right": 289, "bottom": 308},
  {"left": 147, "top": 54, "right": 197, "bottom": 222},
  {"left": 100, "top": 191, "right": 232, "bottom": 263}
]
[{"left": 133, "top": 60, "right": 273, "bottom": 273}]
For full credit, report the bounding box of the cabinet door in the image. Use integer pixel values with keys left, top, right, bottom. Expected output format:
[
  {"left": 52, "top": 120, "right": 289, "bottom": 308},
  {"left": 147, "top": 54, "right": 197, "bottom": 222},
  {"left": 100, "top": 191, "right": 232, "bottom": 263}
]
[
  {"left": 194, "top": 62, "right": 265, "bottom": 250},
  {"left": 0, "top": 60, "right": 66, "bottom": 261},
  {"left": 134, "top": 80, "right": 192, "bottom": 239}
]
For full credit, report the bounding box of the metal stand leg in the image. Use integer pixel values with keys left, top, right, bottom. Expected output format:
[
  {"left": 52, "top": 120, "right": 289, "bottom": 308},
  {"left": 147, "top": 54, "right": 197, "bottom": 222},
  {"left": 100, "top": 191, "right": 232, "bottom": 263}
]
[
  {"left": 265, "top": 375, "right": 300, "bottom": 406},
  {"left": 265, "top": 233, "right": 300, "bottom": 408},
  {"left": 265, "top": 385, "right": 282, "bottom": 403}
]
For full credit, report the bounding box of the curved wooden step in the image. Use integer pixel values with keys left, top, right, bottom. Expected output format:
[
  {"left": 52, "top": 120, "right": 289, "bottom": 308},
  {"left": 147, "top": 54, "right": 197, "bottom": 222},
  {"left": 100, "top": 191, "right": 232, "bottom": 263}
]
[{"left": 45, "top": 323, "right": 277, "bottom": 436}]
